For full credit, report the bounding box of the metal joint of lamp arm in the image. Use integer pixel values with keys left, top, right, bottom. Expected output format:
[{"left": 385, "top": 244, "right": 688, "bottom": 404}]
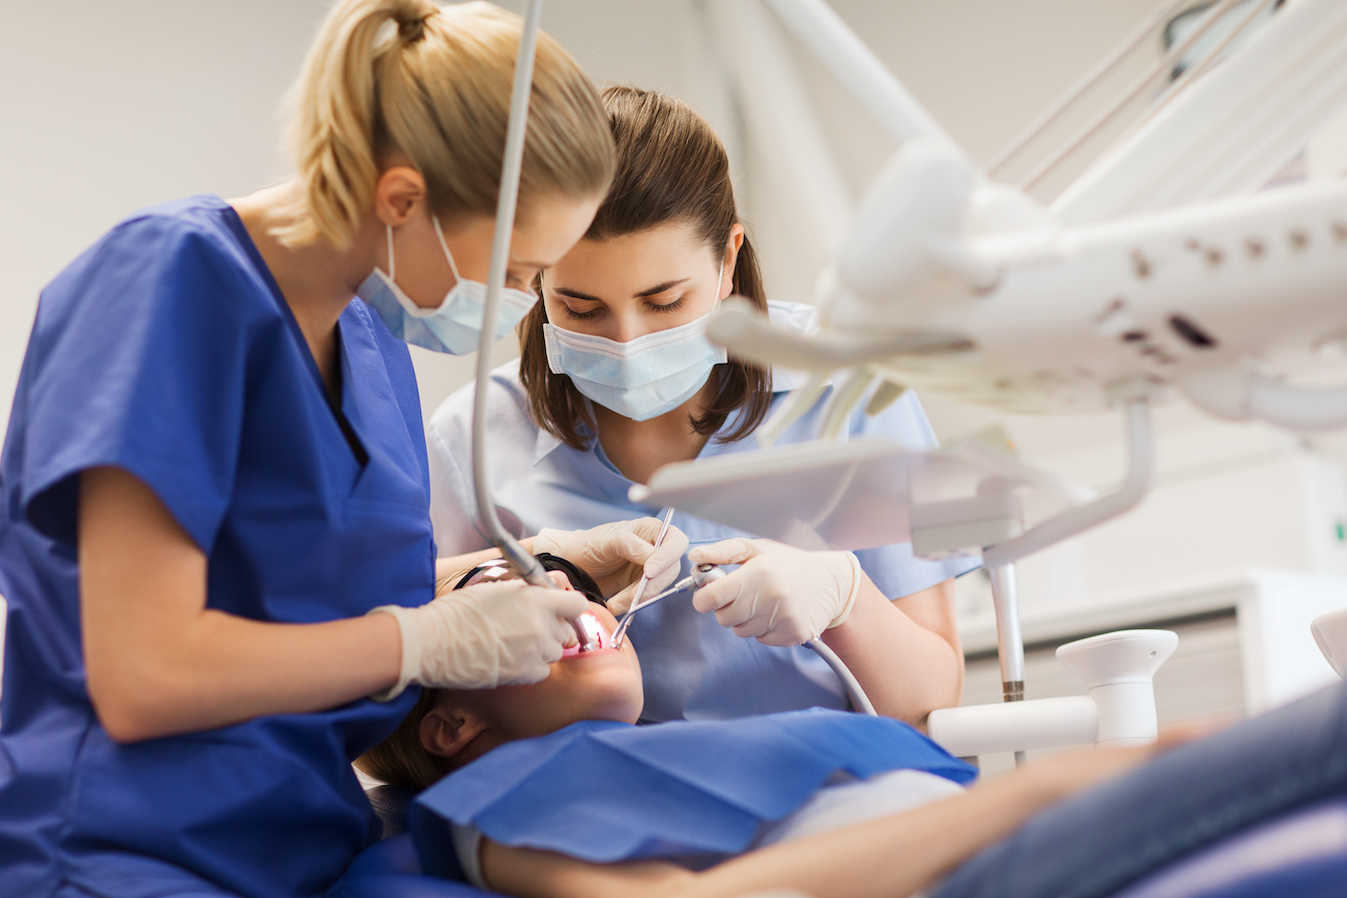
[{"left": 981, "top": 388, "right": 1155, "bottom": 569}]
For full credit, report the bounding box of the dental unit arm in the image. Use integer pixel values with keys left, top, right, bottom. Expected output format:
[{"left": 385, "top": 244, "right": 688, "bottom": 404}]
[
  {"left": 640, "top": 0, "right": 1347, "bottom": 761},
  {"left": 468, "top": 0, "right": 593, "bottom": 651}
]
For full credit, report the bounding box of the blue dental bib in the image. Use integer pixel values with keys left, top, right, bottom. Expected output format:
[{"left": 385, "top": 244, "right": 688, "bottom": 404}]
[{"left": 411, "top": 708, "right": 976, "bottom": 876}]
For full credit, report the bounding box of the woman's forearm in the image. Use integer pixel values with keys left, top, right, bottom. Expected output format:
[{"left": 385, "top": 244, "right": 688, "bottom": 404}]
[
  {"left": 81, "top": 466, "right": 403, "bottom": 742},
  {"left": 480, "top": 752, "right": 1148, "bottom": 898},
  {"left": 820, "top": 577, "right": 963, "bottom": 726},
  {"left": 684, "top": 765, "right": 1063, "bottom": 898},
  {"left": 484, "top": 784, "right": 1051, "bottom": 898}
]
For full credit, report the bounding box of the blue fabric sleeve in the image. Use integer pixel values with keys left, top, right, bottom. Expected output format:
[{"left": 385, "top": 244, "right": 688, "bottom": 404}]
[
  {"left": 848, "top": 388, "right": 981, "bottom": 599},
  {"left": 21, "top": 214, "right": 253, "bottom": 551}
]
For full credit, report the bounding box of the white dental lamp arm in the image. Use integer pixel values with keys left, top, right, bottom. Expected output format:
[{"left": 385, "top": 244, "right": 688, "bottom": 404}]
[
  {"left": 761, "top": 0, "right": 962, "bottom": 153},
  {"left": 1180, "top": 363, "right": 1347, "bottom": 431},
  {"left": 982, "top": 393, "right": 1154, "bottom": 569}
]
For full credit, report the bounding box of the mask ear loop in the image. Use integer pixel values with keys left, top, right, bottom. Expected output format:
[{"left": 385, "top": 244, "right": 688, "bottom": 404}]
[
  {"left": 432, "top": 216, "right": 464, "bottom": 283},
  {"left": 385, "top": 225, "right": 396, "bottom": 281}
]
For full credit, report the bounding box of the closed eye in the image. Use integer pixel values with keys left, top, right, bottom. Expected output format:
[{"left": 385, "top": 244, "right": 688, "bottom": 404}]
[
  {"left": 645, "top": 297, "right": 685, "bottom": 313},
  {"left": 562, "top": 304, "right": 602, "bottom": 321}
]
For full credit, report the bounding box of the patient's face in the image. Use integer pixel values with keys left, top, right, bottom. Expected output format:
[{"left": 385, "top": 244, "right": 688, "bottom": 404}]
[{"left": 443, "top": 578, "right": 644, "bottom": 745}]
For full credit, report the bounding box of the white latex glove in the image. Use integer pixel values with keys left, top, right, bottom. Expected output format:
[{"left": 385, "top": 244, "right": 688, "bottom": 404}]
[
  {"left": 369, "top": 580, "right": 588, "bottom": 699},
  {"left": 688, "top": 538, "right": 862, "bottom": 646},
  {"left": 533, "top": 518, "right": 690, "bottom": 614}
]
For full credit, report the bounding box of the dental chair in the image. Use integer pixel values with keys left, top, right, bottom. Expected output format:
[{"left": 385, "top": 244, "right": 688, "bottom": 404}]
[
  {"left": 333, "top": 767, "right": 1347, "bottom": 898},
  {"left": 331, "top": 615, "right": 1347, "bottom": 898}
]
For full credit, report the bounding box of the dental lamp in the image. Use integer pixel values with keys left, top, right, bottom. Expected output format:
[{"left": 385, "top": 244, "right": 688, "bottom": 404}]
[{"left": 637, "top": 0, "right": 1347, "bottom": 761}]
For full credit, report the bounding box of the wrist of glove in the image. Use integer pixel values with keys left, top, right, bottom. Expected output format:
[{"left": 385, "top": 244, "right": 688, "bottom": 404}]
[
  {"left": 368, "top": 580, "right": 588, "bottom": 700},
  {"left": 689, "top": 538, "right": 862, "bottom": 646},
  {"left": 533, "top": 518, "right": 689, "bottom": 614}
]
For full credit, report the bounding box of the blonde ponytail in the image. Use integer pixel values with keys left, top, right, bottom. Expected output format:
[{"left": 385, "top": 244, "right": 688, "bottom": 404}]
[{"left": 277, "top": 0, "right": 614, "bottom": 249}]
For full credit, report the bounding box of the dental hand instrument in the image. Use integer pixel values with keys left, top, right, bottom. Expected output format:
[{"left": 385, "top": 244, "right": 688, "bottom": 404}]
[
  {"left": 611, "top": 564, "right": 726, "bottom": 647},
  {"left": 627, "top": 507, "right": 675, "bottom": 613}
]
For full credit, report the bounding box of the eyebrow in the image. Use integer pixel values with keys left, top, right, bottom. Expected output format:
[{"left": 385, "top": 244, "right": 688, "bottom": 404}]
[{"left": 553, "top": 277, "right": 691, "bottom": 304}]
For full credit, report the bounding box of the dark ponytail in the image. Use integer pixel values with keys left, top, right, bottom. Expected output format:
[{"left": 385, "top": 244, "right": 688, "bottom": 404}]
[{"left": 519, "top": 85, "right": 773, "bottom": 449}]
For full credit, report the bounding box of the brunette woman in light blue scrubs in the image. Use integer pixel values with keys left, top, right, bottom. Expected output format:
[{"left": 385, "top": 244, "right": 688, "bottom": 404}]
[
  {"left": 428, "top": 87, "right": 978, "bottom": 726},
  {"left": 0, "top": 3, "right": 687, "bottom": 896}
]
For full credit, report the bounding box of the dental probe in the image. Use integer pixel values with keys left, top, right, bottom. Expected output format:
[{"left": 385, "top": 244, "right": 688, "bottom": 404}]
[
  {"left": 628, "top": 507, "right": 675, "bottom": 613},
  {"left": 611, "top": 564, "right": 726, "bottom": 647},
  {"left": 464, "top": 0, "right": 593, "bottom": 653}
]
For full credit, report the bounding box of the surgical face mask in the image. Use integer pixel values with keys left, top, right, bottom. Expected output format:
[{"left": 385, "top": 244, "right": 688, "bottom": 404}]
[
  {"left": 357, "top": 218, "right": 538, "bottom": 355},
  {"left": 543, "top": 262, "right": 727, "bottom": 421}
]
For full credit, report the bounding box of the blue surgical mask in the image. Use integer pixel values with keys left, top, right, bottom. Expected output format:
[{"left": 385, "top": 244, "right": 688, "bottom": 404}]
[
  {"left": 357, "top": 217, "right": 537, "bottom": 355},
  {"left": 543, "top": 263, "right": 727, "bottom": 421}
]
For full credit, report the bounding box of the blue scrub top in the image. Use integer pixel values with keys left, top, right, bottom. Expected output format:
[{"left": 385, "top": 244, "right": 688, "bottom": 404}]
[
  {"left": 0, "top": 196, "right": 435, "bottom": 898},
  {"left": 427, "top": 302, "right": 977, "bottom": 722}
]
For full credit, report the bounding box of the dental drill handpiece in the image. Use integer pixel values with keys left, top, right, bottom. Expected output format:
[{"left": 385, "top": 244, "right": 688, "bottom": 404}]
[
  {"left": 611, "top": 564, "right": 726, "bottom": 648},
  {"left": 500, "top": 547, "right": 597, "bottom": 652},
  {"left": 465, "top": 0, "right": 593, "bottom": 654}
]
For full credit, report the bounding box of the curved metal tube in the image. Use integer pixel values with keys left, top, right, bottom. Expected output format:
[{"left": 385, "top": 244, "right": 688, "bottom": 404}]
[
  {"left": 807, "top": 638, "right": 877, "bottom": 716},
  {"left": 983, "top": 398, "right": 1152, "bottom": 568},
  {"left": 467, "top": 0, "right": 589, "bottom": 647}
]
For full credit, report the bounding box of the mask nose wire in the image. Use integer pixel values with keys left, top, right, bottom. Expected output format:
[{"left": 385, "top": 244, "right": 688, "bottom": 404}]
[{"left": 431, "top": 216, "right": 464, "bottom": 283}]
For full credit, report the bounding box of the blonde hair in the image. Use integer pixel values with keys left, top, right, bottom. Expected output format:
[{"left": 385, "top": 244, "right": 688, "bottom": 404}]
[{"left": 277, "top": 0, "right": 615, "bottom": 248}]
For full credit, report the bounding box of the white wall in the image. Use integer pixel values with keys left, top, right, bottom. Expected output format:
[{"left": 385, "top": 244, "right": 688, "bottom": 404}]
[
  {"left": 0, "top": 0, "right": 333, "bottom": 421},
  {"left": 3, "top": 1, "right": 1346, "bottom": 646},
  {"left": 0, "top": 0, "right": 1166, "bottom": 427}
]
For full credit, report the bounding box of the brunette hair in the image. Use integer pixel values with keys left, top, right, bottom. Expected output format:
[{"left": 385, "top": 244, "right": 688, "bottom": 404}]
[
  {"left": 276, "top": 0, "right": 615, "bottom": 249},
  {"left": 356, "top": 686, "right": 447, "bottom": 791},
  {"left": 518, "top": 85, "right": 773, "bottom": 449}
]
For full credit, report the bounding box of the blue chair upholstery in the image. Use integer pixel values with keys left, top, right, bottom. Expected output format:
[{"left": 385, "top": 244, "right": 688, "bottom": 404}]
[
  {"left": 334, "top": 791, "right": 1347, "bottom": 898},
  {"left": 1115, "top": 796, "right": 1347, "bottom": 898},
  {"left": 327, "top": 833, "right": 491, "bottom": 898}
]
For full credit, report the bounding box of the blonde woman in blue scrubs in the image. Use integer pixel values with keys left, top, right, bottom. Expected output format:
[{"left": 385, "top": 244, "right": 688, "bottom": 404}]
[
  {"left": 0, "top": 5, "right": 688, "bottom": 897},
  {"left": 427, "top": 87, "right": 976, "bottom": 727}
]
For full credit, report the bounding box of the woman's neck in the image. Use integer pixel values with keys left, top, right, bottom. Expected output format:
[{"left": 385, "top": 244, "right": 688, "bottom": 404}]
[
  {"left": 593, "top": 378, "right": 720, "bottom": 485},
  {"left": 230, "top": 181, "right": 378, "bottom": 399}
]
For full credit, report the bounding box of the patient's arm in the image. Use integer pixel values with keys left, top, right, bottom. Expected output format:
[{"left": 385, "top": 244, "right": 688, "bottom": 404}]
[{"left": 479, "top": 744, "right": 1156, "bottom": 898}]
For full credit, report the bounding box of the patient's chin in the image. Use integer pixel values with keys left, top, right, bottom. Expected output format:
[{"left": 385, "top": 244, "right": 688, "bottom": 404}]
[{"left": 579, "top": 667, "right": 641, "bottom": 721}]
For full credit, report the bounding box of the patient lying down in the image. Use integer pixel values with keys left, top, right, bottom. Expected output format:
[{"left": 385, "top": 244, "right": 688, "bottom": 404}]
[{"left": 356, "top": 557, "right": 1183, "bottom": 898}]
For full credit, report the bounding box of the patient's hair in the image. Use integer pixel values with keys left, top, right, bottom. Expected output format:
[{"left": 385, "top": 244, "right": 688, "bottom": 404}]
[
  {"left": 275, "top": 0, "right": 615, "bottom": 249},
  {"left": 357, "top": 687, "right": 448, "bottom": 791},
  {"left": 517, "top": 85, "right": 773, "bottom": 449}
]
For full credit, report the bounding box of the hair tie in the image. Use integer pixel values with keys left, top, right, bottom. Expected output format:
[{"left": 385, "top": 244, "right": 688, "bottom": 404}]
[{"left": 398, "top": 13, "right": 429, "bottom": 44}]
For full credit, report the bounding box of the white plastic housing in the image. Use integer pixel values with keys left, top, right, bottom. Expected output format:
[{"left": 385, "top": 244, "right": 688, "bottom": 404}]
[
  {"left": 1310, "top": 608, "right": 1347, "bottom": 678},
  {"left": 928, "top": 696, "right": 1098, "bottom": 758},
  {"left": 1056, "top": 629, "right": 1178, "bottom": 745}
]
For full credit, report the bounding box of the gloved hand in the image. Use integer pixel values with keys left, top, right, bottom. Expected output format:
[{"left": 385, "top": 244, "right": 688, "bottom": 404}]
[
  {"left": 688, "top": 538, "right": 862, "bottom": 646},
  {"left": 369, "top": 580, "right": 589, "bottom": 699},
  {"left": 533, "top": 518, "right": 689, "bottom": 614}
]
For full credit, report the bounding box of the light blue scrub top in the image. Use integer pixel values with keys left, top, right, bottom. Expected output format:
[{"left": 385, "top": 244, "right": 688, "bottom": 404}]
[
  {"left": 0, "top": 196, "right": 435, "bottom": 898},
  {"left": 427, "top": 302, "right": 976, "bottom": 722}
]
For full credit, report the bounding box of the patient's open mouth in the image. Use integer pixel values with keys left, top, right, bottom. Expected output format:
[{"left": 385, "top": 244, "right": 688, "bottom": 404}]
[{"left": 562, "top": 612, "right": 615, "bottom": 657}]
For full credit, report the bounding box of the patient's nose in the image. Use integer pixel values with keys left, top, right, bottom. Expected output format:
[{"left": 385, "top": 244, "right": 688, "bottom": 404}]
[{"left": 547, "top": 570, "right": 574, "bottom": 590}]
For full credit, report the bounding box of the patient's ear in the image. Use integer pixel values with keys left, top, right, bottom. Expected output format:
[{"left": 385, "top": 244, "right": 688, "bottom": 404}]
[{"left": 420, "top": 700, "right": 490, "bottom": 761}]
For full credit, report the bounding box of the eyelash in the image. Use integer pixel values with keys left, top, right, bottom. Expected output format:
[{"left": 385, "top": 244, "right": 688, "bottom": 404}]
[{"left": 560, "top": 297, "right": 685, "bottom": 321}]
